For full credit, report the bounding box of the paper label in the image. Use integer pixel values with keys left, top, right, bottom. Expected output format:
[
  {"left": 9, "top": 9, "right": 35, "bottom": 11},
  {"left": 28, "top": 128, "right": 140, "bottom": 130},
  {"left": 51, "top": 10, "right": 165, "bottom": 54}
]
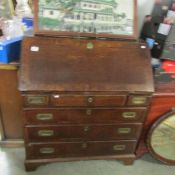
[
  {"left": 167, "top": 10, "right": 175, "bottom": 18},
  {"left": 167, "top": 10, "right": 175, "bottom": 22},
  {"left": 30, "top": 46, "right": 39, "bottom": 52},
  {"left": 157, "top": 23, "right": 171, "bottom": 35}
]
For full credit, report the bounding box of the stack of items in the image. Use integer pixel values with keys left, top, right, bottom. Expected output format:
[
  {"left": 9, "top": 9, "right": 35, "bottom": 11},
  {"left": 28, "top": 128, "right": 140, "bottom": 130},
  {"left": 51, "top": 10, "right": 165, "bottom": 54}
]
[
  {"left": 141, "top": 0, "right": 175, "bottom": 82},
  {"left": 0, "top": 0, "right": 33, "bottom": 63}
]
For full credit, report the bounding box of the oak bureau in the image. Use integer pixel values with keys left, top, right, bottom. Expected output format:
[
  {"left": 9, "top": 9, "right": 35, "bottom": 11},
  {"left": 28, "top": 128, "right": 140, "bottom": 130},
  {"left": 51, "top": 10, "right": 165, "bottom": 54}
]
[{"left": 18, "top": 36, "right": 154, "bottom": 171}]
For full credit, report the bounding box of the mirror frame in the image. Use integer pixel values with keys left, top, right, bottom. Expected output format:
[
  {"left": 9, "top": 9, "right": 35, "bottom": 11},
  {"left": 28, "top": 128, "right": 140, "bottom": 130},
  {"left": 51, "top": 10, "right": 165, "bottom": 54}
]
[
  {"left": 33, "top": 0, "right": 138, "bottom": 40},
  {"left": 147, "top": 109, "right": 175, "bottom": 165}
]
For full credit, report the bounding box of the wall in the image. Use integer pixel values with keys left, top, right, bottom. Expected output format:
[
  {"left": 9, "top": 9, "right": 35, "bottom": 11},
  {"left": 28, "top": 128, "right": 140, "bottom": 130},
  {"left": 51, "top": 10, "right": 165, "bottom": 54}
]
[{"left": 138, "top": 0, "right": 155, "bottom": 32}]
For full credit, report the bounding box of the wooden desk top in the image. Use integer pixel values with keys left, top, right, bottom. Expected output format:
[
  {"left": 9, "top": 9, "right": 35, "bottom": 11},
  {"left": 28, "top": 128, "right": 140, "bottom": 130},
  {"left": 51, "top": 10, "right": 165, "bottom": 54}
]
[{"left": 19, "top": 36, "right": 154, "bottom": 93}]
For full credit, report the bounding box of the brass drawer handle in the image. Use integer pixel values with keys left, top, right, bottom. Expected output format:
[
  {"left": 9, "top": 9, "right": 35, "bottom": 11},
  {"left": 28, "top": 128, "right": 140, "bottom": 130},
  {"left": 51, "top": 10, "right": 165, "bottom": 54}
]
[
  {"left": 26, "top": 96, "right": 47, "bottom": 105},
  {"left": 131, "top": 96, "right": 147, "bottom": 105},
  {"left": 40, "top": 147, "right": 55, "bottom": 154},
  {"left": 122, "top": 112, "right": 136, "bottom": 119},
  {"left": 86, "top": 109, "right": 92, "bottom": 116},
  {"left": 82, "top": 143, "right": 88, "bottom": 149},
  {"left": 113, "top": 145, "right": 126, "bottom": 151},
  {"left": 38, "top": 130, "right": 54, "bottom": 137},
  {"left": 36, "top": 113, "right": 53, "bottom": 121},
  {"left": 87, "top": 97, "right": 94, "bottom": 103},
  {"left": 118, "top": 128, "right": 131, "bottom": 134},
  {"left": 87, "top": 42, "right": 94, "bottom": 49},
  {"left": 84, "top": 126, "right": 90, "bottom": 132}
]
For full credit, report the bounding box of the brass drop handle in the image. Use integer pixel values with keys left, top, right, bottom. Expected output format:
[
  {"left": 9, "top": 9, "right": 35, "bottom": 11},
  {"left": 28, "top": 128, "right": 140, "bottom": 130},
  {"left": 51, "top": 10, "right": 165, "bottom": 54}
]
[
  {"left": 113, "top": 145, "right": 126, "bottom": 151},
  {"left": 38, "top": 130, "right": 54, "bottom": 137},
  {"left": 26, "top": 96, "right": 47, "bottom": 105},
  {"left": 82, "top": 143, "right": 88, "bottom": 149},
  {"left": 36, "top": 113, "right": 53, "bottom": 121},
  {"left": 122, "top": 112, "right": 136, "bottom": 119},
  {"left": 131, "top": 96, "right": 147, "bottom": 105},
  {"left": 87, "top": 42, "right": 94, "bottom": 49},
  {"left": 40, "top": 147, "right": 55, "bottom": 154},
  {"left": 87, "top": 97, "right": 94, "bottom": 103},
  {"left": 118, "top": 128, "right": 131, "bottom": 134},
  {"left": 86, "top": 109, "right": 92, "bottom": 116}
]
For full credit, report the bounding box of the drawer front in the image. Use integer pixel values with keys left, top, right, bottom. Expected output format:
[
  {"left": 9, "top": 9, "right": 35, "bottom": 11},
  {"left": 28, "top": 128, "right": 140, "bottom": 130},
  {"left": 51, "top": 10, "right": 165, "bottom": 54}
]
[
  {"left": 24, "top": 108, "right": 147, "bottom": 125},
  {"left": 23, "top": 95, "right": 49, "bottom": 107},
  {"left": 26, "top": 140, "right": 137, "bottom": 159},
  {"left": 127, "top": 95, "right": 151, "bottom": 107},
  {"left": 25, "top": 124, "right": 142, "bottom": 142},
  {"left": 51, "top": 95, "right": 126, "bottom": 107}
]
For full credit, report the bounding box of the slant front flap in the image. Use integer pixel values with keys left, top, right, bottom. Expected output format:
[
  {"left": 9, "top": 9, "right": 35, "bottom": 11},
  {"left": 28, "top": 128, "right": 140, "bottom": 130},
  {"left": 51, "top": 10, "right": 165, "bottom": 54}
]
[{"left": 19, "top": 36, "right": 154, "bottom": 93}]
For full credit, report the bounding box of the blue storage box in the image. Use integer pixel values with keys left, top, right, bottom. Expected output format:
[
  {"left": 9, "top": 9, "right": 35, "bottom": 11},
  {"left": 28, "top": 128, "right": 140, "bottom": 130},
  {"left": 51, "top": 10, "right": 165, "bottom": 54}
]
[{"left": 0, "top": 37, "right": 22, "bottom": 63}]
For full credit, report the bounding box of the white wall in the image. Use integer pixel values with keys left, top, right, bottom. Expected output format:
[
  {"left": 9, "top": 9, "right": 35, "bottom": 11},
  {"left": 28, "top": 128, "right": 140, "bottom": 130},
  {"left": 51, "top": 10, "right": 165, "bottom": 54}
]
[{"left": 137, "top": 0, "right": 155, "bottom": 32}]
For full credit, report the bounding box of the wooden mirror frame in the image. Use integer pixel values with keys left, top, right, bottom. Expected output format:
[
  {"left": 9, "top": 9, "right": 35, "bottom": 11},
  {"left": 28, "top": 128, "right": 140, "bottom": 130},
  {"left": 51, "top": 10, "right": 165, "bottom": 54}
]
[
  {"left": 33, "top": 0, "right": 138, "bottom": 40},
  {"left": 147, "top": 109, "right": 175, "bottom": 165}
]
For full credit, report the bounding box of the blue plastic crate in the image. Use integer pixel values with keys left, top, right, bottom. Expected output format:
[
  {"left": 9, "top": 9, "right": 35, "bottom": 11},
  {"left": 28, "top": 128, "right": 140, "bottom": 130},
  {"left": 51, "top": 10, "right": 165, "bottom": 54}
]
[{"left": 0, "top": 36, "right": 22, "bottom": 63}]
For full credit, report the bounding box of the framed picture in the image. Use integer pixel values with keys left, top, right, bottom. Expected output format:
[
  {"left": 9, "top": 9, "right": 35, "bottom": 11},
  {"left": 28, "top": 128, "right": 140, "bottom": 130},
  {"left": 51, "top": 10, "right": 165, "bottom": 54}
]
[
  {"left": 0, "top": 0, "right": 14, "bottom": 19},
  {"left": 34, "top": 0, "right": 138, "bottom": 40}
]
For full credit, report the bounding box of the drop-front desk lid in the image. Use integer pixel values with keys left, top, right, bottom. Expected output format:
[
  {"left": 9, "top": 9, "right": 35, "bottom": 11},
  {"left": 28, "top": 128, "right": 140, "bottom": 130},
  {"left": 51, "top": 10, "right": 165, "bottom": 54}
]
[{"left": 19, "top": 36, "right": 154, "bottom": 93}]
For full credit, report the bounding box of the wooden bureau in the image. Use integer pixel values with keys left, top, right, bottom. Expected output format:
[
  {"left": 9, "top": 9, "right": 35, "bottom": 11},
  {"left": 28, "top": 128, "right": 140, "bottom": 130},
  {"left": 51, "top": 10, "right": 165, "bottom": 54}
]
[{"left": 18, "top": 36, "right": 154, "bottom": 171}]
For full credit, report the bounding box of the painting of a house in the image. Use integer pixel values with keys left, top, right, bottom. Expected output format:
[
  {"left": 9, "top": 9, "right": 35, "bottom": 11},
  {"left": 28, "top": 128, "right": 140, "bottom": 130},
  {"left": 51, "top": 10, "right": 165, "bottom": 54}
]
[{"left": 38, "top": 0, "right": 134, "bottom": 35}]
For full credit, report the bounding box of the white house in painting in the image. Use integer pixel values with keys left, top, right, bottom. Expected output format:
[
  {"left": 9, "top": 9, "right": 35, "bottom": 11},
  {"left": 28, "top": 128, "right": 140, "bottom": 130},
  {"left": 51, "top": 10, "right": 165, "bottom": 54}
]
[
  {"left": 42, "top": 7, "right": 60, "bottom": 19},
  {"left": 40, "top": 0, "right": 130, "bottom": 33}
]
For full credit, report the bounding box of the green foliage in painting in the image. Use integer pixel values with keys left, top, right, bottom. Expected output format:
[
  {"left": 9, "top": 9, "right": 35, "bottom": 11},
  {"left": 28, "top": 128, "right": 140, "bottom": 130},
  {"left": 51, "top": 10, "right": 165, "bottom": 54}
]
[
  {"left": 44, "top": 0, "right": 81, "bottom": 11},
  {"left": 39, "top": 17, "right": 61, "bottom": 27}
]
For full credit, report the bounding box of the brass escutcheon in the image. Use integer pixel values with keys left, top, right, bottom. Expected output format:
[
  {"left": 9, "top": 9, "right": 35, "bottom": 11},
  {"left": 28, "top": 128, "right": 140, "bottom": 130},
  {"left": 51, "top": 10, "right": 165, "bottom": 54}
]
[
  {"left": 82, "top": 143, "right": 88, "bottom": 149},
  {"left": 84, "top": 126, "right": 90, "bottom": 132},
  {"left": 87, "top": 97, "right": 94, "bottom": 103},
  {"left": 87, "top": 42, "right": 94, "bottom": 49},
  {"left": 86, "top": 109, "right": 92, "bottom": 116}
]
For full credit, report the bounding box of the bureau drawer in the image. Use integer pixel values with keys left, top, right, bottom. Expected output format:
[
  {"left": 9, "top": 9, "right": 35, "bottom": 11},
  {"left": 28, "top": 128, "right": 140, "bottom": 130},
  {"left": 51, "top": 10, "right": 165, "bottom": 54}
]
[
  {"left": 26, "top": 140, "right": 137, "bottom": 159},
  {"left": 24, "top": 108, "right": 147, "bottom": 125},
  {"left": 25, "top": 124, "right": 142, "bottom": 142},
  {"left": 51, "top": 95, "right": 126, "bottom": 107}
]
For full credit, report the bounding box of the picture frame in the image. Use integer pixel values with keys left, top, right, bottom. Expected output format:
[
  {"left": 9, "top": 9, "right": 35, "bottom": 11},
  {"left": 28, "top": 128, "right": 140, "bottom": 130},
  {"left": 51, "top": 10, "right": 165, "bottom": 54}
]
[
  {"left": 0, "top": 0, "right": 14, "bottom": 19},
  {"left": 34, "top": 0, "right": 138, "bottom": 40}
]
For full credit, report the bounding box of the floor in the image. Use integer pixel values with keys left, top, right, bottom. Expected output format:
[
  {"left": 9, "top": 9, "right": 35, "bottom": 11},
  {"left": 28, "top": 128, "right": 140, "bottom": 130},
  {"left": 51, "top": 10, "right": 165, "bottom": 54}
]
[{"left": 0, "top": 148, "right": 175, "bottom": 175}]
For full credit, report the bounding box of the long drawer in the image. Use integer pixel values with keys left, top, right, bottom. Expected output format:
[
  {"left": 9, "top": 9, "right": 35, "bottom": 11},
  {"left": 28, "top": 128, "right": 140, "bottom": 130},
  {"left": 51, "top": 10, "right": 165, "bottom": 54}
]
[
  {"left": 24, "top": 108, "right": 147, "bottom": 125},
  {"left": 25, "top": 124, "right": 142, "bottom": 142},
  {"left": 26, "top": 140, "right": 137, "bottom": 159},
  {"left": 23, "top": 94, "right": 151, "bottom": 107}
]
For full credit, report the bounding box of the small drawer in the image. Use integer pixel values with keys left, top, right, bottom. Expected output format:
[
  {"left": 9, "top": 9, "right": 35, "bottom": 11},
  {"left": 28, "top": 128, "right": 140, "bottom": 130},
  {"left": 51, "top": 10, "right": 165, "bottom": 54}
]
[
  {"left": 25, "top": 124, "right": 142, "bottom": 142},
  {"left": 127, "top": 95, "right": 151, "bottom": 106},
  {"left": 51, "top": 94, "right": 126, "bottom": 107},
  {"left": 26, "top": 140, "right": 137, "bottom": 159},
  {"left": 23, "top": 95, "right": 49, "bottom": 106},
  {"left": 24, "top": 108, "right": 147, "bottom": 125}
]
